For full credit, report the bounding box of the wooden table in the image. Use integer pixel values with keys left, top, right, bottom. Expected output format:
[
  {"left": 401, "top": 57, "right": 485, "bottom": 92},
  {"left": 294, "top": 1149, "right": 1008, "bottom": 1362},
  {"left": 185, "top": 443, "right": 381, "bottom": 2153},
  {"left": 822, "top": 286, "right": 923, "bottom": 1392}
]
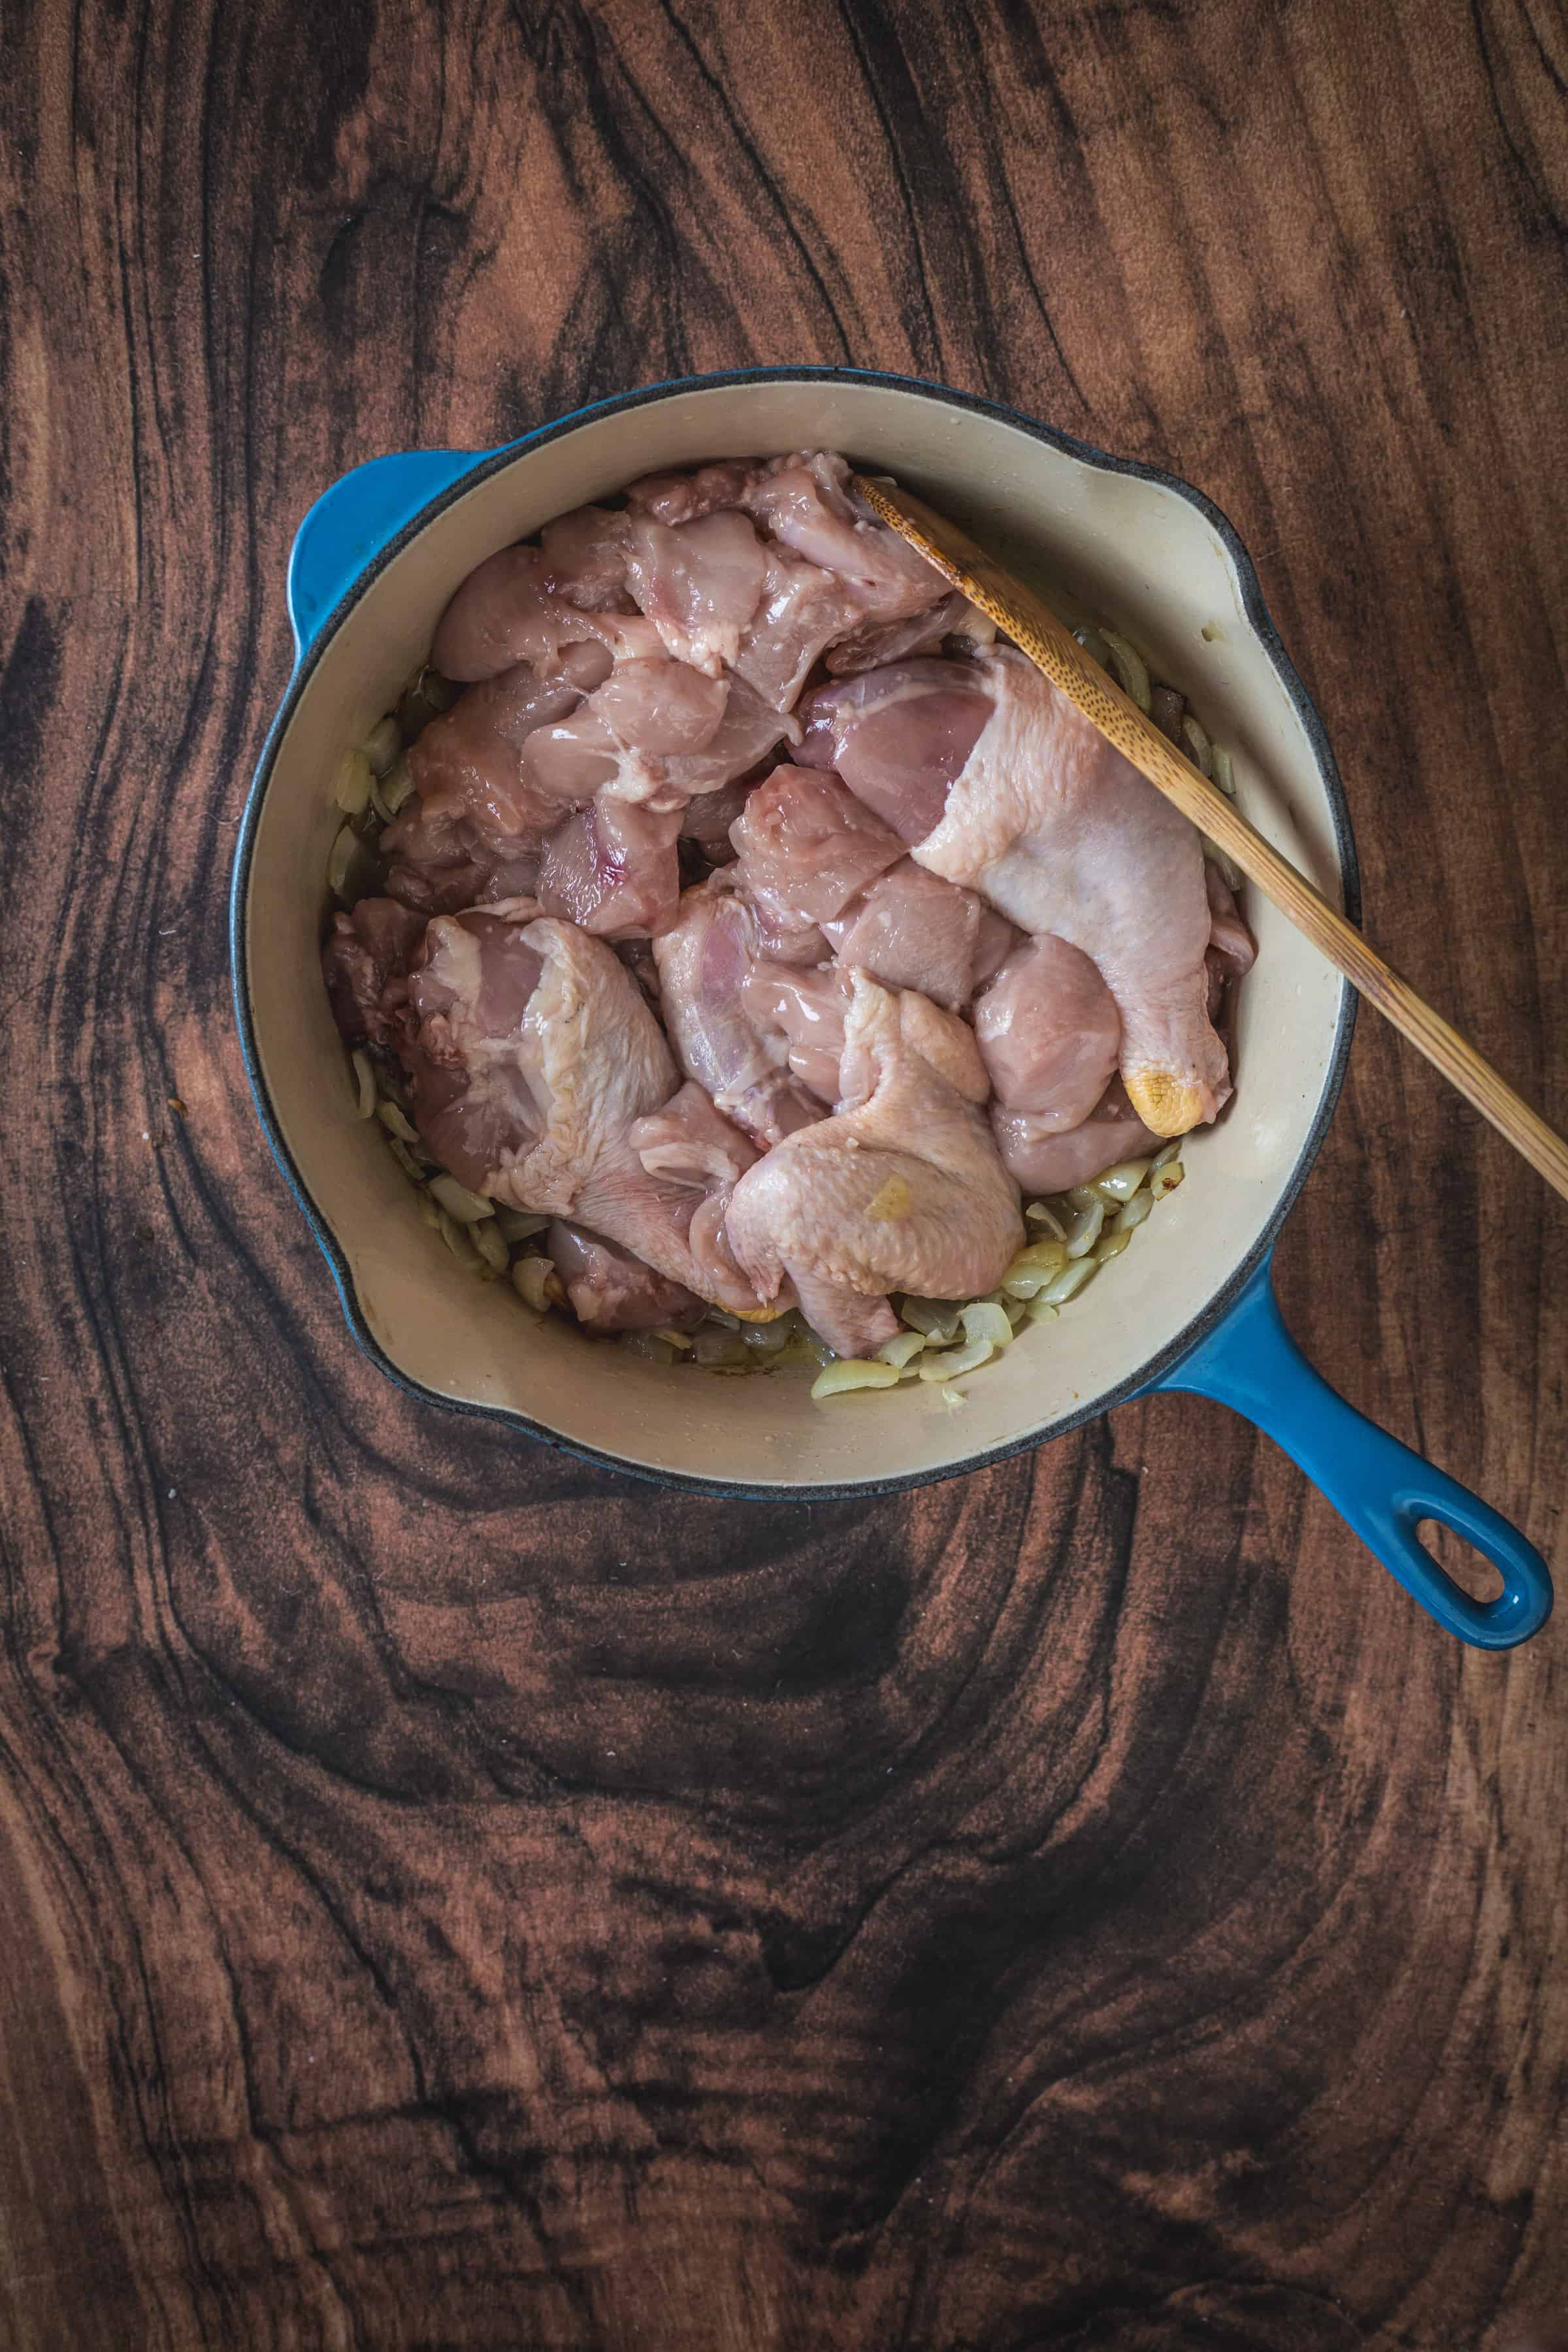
[{"left": 3, "top": 3, "right": 1564, "bottom": 2345}]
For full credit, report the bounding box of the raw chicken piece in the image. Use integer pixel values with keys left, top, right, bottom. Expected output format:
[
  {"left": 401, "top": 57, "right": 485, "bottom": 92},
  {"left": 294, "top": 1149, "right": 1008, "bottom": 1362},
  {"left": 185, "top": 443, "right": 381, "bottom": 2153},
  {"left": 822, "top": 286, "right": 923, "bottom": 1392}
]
[
  {"left": 625, "top": 460, "right": 758, "bottom": 526},
  {"left": 990, "top": 1077, "right": 1162, "bottom": 1196},
  {"left": 652, "top": 883, "right": 825, "bottom": 1145},
  {"left": 893, "top": 990, "right": 992, "bottom": 1102},
  {"left": 384, "top": 838, "right": 544, "bottom": 918},
  {"left": 822, "top": 858, "right": 1017, "bottom": 1012},
  {"left": 397, "top": 912, "right": 766, "bottom": 1315},
  {"left": 825, "top": 591, "right": 974, "bottom": 676},
  {"left": 741, "top": 451, "right": 947, "bottom": 621},
  {"left": 811, "top": 650, "right": 1229, "bottom": 1137},
  {"left": 432, "top": 544, "right": 662, "bottom": 683},
  {"left": 793, "top": 1279, "right": 902, "bottom": 1362},
  {"left": 620, "top": 464, "right": 906, "bottom": 709},
  {"left": 623, "top": 511, "right": 768, "bottom": 676},
  {"left": 973, "top": 935, "right": 1121, "bottom": 1127},
  {"left": 630, "top": 1080, "right": 760, "bottom": 1188},
  {"left": 615, "top": 938, "right": 662, "bottom": 1011},
  {"left": 740, "top": 960, "right": 987, "bottom": 1111},
  {"left": 1203, "top": 862, "right": 1256, "bottom": 1026},
  {"left": 521, "top": 656, "right": 727, "bottom": 802},
  {"left": 537, "top": 506, "right": 634, "bottom": 610},
  {"left": 321, "top": 898, "right": 428, "bottom": 1047},
  {"left": 537, "top": 799, "right": 683, "bottom": 941},
  {"left": 521, "top": 664, "right": 790, "bottom": 813},
  {"left": 796, "top": 659, "right": 996, "bottom": 843},
  {"left": 382, "top": 663, "right": 585, "bottom": 911},
  {"left": 622, "top": 1083, "right": 768, "bottom": 1317},
  {"left": 739, "top": 962, "right": 853, "bottom": 1105},
  {"left": 725, "top": 972, "right": 1022, "bottom": 1354},
  {"left": 546, "top": 1222, "right": 706, "bottom": 1332},
  {"left": 1205, "top": 862, "right": 1256, "bottom": 981},
  {"left": 913, "top": 651, "right": 1225, "bottom": 1135},
  {"left": 730, "top": 543, "right": 864, "bottom": 713},
  {"left": 729, "top": 764, "right": 904, "bottom": 930},
  {"left": 625, "top": 451, "right": 949, "bottom": 647},
  {"left": 678, "top": 766, "right": 766, "bottom": 866}
]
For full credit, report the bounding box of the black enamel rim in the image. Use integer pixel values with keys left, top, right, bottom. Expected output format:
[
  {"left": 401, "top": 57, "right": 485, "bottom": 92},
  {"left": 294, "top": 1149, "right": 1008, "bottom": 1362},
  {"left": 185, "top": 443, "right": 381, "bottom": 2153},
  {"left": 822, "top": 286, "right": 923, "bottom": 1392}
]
[{"left": 230, "top": 366, "right": 1361, "bottom": 1499}]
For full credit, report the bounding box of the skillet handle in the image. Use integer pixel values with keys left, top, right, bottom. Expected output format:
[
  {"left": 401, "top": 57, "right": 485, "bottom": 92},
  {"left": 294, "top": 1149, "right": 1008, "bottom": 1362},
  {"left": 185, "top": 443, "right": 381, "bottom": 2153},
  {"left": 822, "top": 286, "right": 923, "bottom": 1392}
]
[
  {"left": 287, "top": 449, "right": 485, "bottom": 659},
  {"left": 1150, "top": 1254, "right": 1553, "bottom": 1649}
]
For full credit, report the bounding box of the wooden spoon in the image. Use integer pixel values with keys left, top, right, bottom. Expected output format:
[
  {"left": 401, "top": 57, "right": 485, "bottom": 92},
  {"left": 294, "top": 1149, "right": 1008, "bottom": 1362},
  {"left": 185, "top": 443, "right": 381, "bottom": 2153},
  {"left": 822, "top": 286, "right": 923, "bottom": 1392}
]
[{"left": 851, "top": 472, "right": 1568, "bottom": 1204}]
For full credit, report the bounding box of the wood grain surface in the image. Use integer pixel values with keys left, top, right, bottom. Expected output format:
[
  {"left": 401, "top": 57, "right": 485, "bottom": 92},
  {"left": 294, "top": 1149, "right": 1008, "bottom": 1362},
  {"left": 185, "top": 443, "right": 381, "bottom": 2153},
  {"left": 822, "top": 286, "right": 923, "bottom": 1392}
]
[{"left": 2, "top": 3, "right": 1565, "bottom": 2346}]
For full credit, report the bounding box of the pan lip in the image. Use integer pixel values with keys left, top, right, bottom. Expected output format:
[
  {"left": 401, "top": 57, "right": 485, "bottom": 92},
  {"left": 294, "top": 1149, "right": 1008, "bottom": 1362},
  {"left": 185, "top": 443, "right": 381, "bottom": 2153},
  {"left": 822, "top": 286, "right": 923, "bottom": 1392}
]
[{"left": 231, "top": 364, "right": 1361, "bottom": 1499}]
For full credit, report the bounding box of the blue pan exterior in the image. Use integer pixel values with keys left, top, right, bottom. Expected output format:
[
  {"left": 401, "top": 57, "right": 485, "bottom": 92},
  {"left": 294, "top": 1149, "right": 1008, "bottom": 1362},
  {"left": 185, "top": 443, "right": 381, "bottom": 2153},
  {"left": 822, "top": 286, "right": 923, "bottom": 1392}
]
[{"left": 230, "top": 368, "right": 1550, "bottom": 1644}]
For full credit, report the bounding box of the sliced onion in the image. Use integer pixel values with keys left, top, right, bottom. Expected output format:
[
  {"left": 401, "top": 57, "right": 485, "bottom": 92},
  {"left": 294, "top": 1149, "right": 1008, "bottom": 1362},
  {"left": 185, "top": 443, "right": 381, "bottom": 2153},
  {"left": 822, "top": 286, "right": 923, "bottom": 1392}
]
[
  {"left": 385, "top": 1134, "right": 423, "bottom": 1184},
  {"left": 429, "top": 1171, "right": 495, "bottom": 1224},
  {"left": 473, "top": 1218, "right": 510, "bottom": 1273},
  {"left": 621, "top": 1332, "right": 676, "bottom": 1365},
  {"left": 380, "top": 755, "right": 416, "bottom": 815},
  {"left": 1151, "top": 1160, "right": 1186, "bottom": 1200},
  {"left": 1009, "top": 1237, "right": 1069, "bottom": 1277},
  {"left": 326, "top": 823, "right": 373, "bottom": 903},
  {"left": 877, "top": 1329, "right": 926, "bottom": 1370},
  {"left": 1037, "top": 1258, "right": 1098, "bottom": 1306},
  {"left": 438, "top": 1208, "right": 483, "bottom": 1271},
  {"left": 1025, "top": 1198, "right": 1067, "bottom": 1239},
  {"left": 1094, "top": 1226, "right": 1132, "bottom": 1264},
  {"left": 960, "top": 1301, "right": 1013, "bottom": 1351},
  {"left": 1024, "top": 1298, "right": 1060, "bottom": 1324},
  {"left": 694, "top": 1326, "right": 747, "bottom": 1368},
  {"left": 1100, "top": 629, "right": 1151, "bottom": 712},
  {"left": 376, "top": 1099, "right": 420, "bottom": 1145},
  {"left": 1211, "top": 744, "right": 1237, "bottom": 798},
  {"left": 334, "top": 749, "right": 373, "bottom": 817},
  {"left": 1093, "top": 1159, "right": 1152, "bottom": 1203},
  {"left": 917, "top": 1335, "right": 995, "bottom": 1382},
  {"left": 363, "top": 715, "right": 402, "bottom": 777},
  {"left": 496, "top": 1209, "right": 549, "bottom": 1242},
  {"left": 349, "top": 1049, "right": 376, "bottom": 1119},
  {"left": 743, "top": 1315, "right": 794, "bottom": 1353},
  {"left": 512, "top": 1255, "right": 557, "bottom": 1313},
  {"left": 1181, "top": 713, "right": 1213, "bottom": 778},
  {"left": 951, "top": 600, "right": 998, "bottom": 647},
  {"left": 811, "top": 1358, "right": 901, "bottom": 1398},
  {"left": 1116, "top": 1190, "right": 1152, "bottom": 1233},
  {"left": 1062, "top": 1198, "right": 1105, "bottom": 1258},
  {"left": 900, "top": 1297, "right": 960, "bottom": 1343}
]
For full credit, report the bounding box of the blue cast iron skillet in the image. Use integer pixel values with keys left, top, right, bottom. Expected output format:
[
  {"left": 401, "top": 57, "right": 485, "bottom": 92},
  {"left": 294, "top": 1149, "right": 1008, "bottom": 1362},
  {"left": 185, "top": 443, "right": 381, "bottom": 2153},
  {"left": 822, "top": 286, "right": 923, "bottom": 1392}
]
[{"left": 231, "top": 367, "right": 1553, "bottom": 1651}]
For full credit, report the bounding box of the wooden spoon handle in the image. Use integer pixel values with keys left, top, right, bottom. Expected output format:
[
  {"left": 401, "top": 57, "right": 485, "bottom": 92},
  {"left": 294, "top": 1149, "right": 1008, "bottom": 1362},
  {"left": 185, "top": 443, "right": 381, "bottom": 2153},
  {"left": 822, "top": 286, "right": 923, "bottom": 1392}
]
[{"left": 852, "top": 473, "right": 1568, "bottom": 1205}]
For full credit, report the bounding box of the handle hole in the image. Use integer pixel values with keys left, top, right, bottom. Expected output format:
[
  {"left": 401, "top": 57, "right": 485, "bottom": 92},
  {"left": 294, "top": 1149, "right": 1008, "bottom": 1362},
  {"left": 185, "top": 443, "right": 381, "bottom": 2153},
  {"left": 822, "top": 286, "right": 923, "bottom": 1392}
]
[{"left": 1416, "top": 1518, "right": 1504, "bottom": 1603}]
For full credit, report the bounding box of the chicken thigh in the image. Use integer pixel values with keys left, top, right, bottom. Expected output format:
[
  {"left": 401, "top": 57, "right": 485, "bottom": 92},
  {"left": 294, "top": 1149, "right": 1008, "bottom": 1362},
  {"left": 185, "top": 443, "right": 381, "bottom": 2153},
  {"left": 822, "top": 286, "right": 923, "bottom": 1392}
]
[
  {"left": 804, "top": 650, "right": 1228, "bottom": 1137},
  {"left": 382, "top": 662, "right": 588, "bottom": 911},
  {"left": 991, "top": 1077, "right": 1162, "bottom": 1196},
  {"left": 431, "top": 540, "right": 661, "bottom": 683},
  {"left": 651, "top": 883, "right": 825, "bottom": 1145},
  {"left": 973, "top": 934, "right": 1122, "bottom": 1128},
  {"left": 724, "top": 972, "right": 1023, "bottom": 1354},
  {"left": 397, "top": 911, "right": 766, "bottom": 1315}
]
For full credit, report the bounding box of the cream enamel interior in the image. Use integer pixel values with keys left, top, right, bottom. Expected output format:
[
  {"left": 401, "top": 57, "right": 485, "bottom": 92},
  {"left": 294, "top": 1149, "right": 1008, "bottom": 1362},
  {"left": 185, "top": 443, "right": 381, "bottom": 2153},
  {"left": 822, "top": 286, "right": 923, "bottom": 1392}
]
[{"left": 243, "top": 379, "right": 1350, "bottom": 1487}]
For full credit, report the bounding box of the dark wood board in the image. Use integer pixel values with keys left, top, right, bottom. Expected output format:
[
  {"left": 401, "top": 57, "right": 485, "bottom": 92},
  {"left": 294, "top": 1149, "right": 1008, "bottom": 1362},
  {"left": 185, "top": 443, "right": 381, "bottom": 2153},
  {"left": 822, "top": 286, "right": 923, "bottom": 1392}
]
[{"left": 1, "top": 2, "right": 1565, "bottom": 2345}]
